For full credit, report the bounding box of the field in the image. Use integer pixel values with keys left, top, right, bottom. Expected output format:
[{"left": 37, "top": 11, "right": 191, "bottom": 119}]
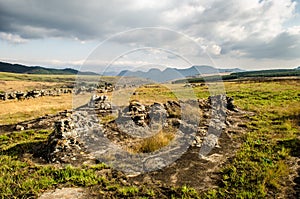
[{"left": 0, "top": 72, "right": 299, "bottom": 198}]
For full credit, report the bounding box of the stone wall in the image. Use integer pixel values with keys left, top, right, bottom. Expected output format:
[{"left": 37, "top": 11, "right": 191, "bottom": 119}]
[{"left": 0, "top": 88, "right": 73, "bottom": 101}]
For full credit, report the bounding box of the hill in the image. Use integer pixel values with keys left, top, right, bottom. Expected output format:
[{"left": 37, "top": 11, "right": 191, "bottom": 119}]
[{"left": 0, "top": 61, "right": 98, "bottom": 75}]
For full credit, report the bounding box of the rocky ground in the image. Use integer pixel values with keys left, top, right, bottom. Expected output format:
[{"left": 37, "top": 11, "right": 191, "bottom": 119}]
[
  {"left": 1, "top": 94, "right": 299, "bottom": 198},
  {"left": 33, "top": 95, "right": 249, "bottom": 197}
]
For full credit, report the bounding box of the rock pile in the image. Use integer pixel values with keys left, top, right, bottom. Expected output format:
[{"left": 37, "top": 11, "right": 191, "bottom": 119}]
[
  {"left": 118, "top": 100, "right": 168, "bottom": 127},
  {"left": 128, "top": 100, "right": 147, "bottom": 126},
  {"left": 74, "top": 83, "right": 114, "bottom": 95},
  {"left": 88, "top": 94, "right": 111, "bottom": 110},
  {"left": 192, "top": 94, "right": 238, "bottom": 156},
  {"left": 42, "top": 119, "right": 89, "bottom": 164}
]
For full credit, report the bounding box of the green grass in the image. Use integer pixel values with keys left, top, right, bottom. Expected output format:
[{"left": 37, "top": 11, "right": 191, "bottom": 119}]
[
  {"left": 117, "top": 186, "right": 139, "bottom": 196},
  {"left": 0, "top": 71, "right": 117, "bottom": 83},
  {"left": 174, "top": 69, "right": 300, "bottom": 83},
  {"left": 0, "top": 72, "right": 76, "bottom": 82},
  {"left": 0, "top": 130, "right": 50, "bottom": 151},
  {"left": 203, "top": 80, "right": 300, "bottom": 198},
  {"left": 0, "top": 130, "right": 109, "bottom": 198},
  {"left": 0, "top": 156, "right": 108, "bottom": 198}
]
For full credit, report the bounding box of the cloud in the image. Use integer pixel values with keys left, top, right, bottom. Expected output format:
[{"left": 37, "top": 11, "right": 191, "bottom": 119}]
[
  {"left": 0, "top": 0, "right": 299, "bottom": 61},
  {"left": 0, "top": 32, "right": 27, "bottom": 43},
  {"left": 233, "top": 30, "right": 300, "bottom": 59},
  {"left": 207, "top": 44, "right": 222, "bottom": 55}
]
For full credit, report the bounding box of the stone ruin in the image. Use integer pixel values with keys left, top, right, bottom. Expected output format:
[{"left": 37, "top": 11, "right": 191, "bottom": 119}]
[
  {"left": 41, "top": 94, "right": 239, "bottom": 166},
  {"left": 41, "top": 118, "right": 93, "bottom": 164}
]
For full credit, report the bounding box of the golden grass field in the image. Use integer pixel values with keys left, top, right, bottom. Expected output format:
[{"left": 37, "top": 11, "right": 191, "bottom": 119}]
[
  {"left": 0, "top": 80, "right": 66, "bottom": 92},
  {"left": 0, "top": 94, "right": 72, "bottom": 125}
]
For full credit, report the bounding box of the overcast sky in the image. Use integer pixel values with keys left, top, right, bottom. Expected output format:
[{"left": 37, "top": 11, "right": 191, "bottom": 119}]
[{"left": 1, "top": 0, "right": 300, "bottom": 72}]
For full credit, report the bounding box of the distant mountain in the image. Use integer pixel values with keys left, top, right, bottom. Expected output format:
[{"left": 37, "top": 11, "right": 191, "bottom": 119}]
[
  {"left": 118, "top": 65, "right": 245, "bottom": 82},
  {"left": 0, "top": 61, "right": 98, "bottom": 75},
  {"left": 101, "top": 65, "right": 159, "bottom": 76}
]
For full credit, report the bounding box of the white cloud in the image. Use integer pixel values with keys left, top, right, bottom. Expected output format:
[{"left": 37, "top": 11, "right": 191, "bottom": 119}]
[
  {"left": 162, "top": 4, "right": 205, "bottom": 24},
  {"left": 0, "top": 32, "right": 27, "bottom": 44},
  {"left": 207, "top": 44, "right": 222, "bottom": 55}
]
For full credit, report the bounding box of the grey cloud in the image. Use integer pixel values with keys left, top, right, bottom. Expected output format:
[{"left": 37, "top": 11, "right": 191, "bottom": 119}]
[
  {"left": 0, "top": 0, "right": 299, "bottom": 61},
  {"left": 0, "top": 0, "right": 163, "bottom": 40},
  {"left": 233, "top": 31, "right": 300, "bottom": 59}
]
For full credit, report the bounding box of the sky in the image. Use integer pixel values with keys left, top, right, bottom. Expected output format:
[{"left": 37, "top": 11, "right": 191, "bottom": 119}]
[{"left": 1, "top": 0, "right": 300, "bottom": 72}]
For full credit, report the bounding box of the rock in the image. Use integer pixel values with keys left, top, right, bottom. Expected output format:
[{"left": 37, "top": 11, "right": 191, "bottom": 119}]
[
  {"left": 226, "top": 96, "right": 238, "bottom": 112},
  {"left": 164, "top": 101, "right": 181, "bottom": 118},
  {"left": 128, "top": 100, "right": 148, "bottom": 126},
  {"left": 149, "top": 103, "right": 167, "bottom": 124},
  {"left": 15, "top": 124, "right": 25, "bottom": 131},
  {"left": 88, "top": 94, "right": 111, "bottom": 110},
  {"left": 16, "top": 91, "right": 26, "bottom": 100},
  {"left": 143, "top": 157, "right": 167, "bottom": 171},
  {"left": 39, "top": 188, "right": 88, "bottom": 199},
  {"left": 199, "top": 133, "right": 220, "bottom": 157},
  {"left": 0, "top": 93, "right": 7, "bottom": 100}
]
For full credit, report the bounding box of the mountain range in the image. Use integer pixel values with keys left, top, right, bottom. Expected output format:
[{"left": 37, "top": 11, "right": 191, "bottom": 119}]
[{"left": 118, "top": 65, "right": 245, "bottom": 82}]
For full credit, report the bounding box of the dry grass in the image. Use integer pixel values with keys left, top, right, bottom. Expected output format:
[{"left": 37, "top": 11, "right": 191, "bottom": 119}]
[
  {"left": 132, "top": 126, "right": 176, "bottom": 153},
  {"left": 0, "top": 80, "right": 65, "bottom": 92},
  {"left": 0, "top": 94, "right": 72, "bottom": 125},
  {"left": 111, "top": 83, "right": 202, "bottom": 106}
]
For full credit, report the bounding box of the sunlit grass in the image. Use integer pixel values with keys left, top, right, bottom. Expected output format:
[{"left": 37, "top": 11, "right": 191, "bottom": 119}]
[
  {"left": 203, "top": 80, "right": 300, "bottom": 198},
  {"left": 0, "top": 94, "right": 72, "bottom": 125},
  {"left": 132, "top": 127, "right": 176, "bottom": 153}
]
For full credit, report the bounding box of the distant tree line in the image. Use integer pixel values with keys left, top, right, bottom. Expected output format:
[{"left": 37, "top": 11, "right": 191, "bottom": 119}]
[{"left": 173, "top": 69, "right": 300, "bottom": 84}]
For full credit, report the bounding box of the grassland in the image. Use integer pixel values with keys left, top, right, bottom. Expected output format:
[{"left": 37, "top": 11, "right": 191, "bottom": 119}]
[
  {"left": 0, "top": 72, "right": 119, "bottom": 125},
  {"left": 0, "top": 72, "right": 76, "bottom": 83},
  {"left": 0, "top": 72, "right": 117, "bottom": 87},
  {"left": 203, "top": 80, "right": 300, "bottom": 198},
  {"left": 0, "top": 94, "right": 72, "bottom": 125},
  {"left": 113, "top": 83, "right": 210, "bottom": 106},
  {"left": 0, "top": 80, "right": 67, "bottom": 92},
  {"left": 0, "top": 71, "right": 299, "bottom": 198},
  {"left": 174, "top": 69, "right": 300, "bottom": 83}
]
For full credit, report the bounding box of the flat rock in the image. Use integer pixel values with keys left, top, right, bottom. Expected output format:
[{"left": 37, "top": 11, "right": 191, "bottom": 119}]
[{"left": 39, "top": 188, "right": 89, "bottom": 199}]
